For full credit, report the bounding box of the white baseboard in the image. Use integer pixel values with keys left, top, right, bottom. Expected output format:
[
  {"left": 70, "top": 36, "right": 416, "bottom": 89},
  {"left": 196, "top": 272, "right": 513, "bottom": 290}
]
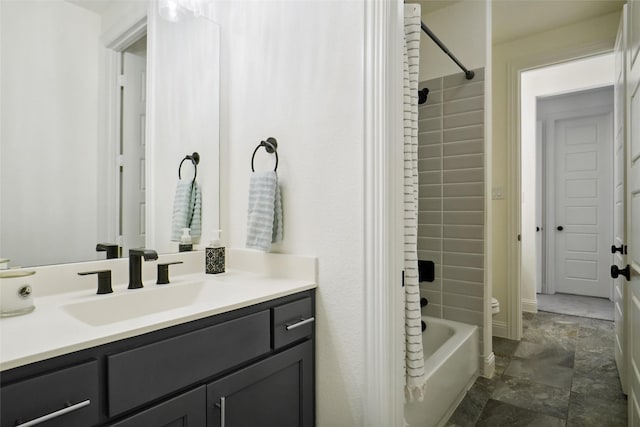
[
  {"left": 482, "top": 352, "right": 495, "bottom": 379},
  {"left": 492, "top": 320, "right": 508, "bottom": 338},
  {"left": 522, "top": 298, "right": 537, "bottom": 313}
]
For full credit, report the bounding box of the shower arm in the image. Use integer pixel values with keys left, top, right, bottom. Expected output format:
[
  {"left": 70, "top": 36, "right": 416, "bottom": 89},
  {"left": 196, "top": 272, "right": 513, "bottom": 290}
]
[{"left": 421, "top": 21, "right": 475, "bottom": 80}]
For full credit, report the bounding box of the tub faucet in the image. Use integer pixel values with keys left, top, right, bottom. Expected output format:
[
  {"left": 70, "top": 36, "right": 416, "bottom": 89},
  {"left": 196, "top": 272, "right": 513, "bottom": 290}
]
[{"left": 128, "top": 248, "right": 158, "bottom": 289}]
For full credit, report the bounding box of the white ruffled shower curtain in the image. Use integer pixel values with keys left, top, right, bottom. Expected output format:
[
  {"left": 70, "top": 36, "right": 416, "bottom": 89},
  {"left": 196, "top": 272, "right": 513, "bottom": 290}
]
[{"left": 403, "top": 3, "right": 426, "bottom": 402}]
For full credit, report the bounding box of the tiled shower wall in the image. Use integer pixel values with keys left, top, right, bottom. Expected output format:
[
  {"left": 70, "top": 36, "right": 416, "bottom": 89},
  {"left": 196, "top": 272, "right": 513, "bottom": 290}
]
[{"left": 418, "top": 68, "right": 485, "bottom": 332}]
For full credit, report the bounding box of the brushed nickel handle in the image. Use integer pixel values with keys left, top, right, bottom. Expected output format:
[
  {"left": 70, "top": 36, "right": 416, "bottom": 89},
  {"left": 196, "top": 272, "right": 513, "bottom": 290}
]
[
  {"left": 285, "top": 317, "right": 315, "bottom": 331},
  {"left": 14, "top": 399, "right": 90, "bottom": 427},
  {"left": 215, "top": 396, "right": 226, "bottom": 427}
]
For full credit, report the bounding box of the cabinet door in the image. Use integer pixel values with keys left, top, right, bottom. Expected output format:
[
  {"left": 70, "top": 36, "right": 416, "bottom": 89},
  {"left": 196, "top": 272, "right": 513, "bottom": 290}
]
[
  {"left": 207, "top": 341, "right": 314, "bottom": 427},
  {"left": 109, "top": 386, "right": 205, "bottom": 427}
]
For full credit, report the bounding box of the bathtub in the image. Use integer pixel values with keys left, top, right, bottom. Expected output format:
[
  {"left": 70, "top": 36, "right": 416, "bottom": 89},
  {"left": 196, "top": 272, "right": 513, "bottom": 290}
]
[{"left": 404, "top": 316, "right": 479, "bottom": 427}]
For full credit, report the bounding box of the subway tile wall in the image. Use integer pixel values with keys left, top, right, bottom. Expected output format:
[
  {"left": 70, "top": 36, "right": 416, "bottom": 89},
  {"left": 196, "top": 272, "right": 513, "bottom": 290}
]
[{"left": 418, "top": 68, "right": 485, "bottom": 335}]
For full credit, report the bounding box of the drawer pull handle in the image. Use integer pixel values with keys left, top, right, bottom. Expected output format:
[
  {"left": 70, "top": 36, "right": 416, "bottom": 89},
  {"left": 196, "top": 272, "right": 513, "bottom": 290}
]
[
  {"left": 215, "top": 396, "right": 226, "bottom": 427},
  {"left": 15, "top": 399, "right": 90, "bottom": 427},
  {"left": 285, "top": 317, "right": 315, "bottom": 331}
]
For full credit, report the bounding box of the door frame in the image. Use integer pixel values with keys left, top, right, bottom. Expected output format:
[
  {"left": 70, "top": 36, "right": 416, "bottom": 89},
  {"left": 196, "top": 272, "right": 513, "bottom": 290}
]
[
  {"left": 362, "top": 0, "right": 405, "bottom": 425},
  {"left": 538, "top": 99, "right": 614, "bottom": 299},
  {"left": 506, "top": 41, "right": 613, "bottom": 340},
  {"left": 99, "top": 10, "right": 148, "bottom": 247}
]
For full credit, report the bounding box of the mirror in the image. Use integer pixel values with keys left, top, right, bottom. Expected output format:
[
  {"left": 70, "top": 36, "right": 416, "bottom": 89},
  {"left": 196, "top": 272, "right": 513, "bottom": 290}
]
[{"left": 0, "top": 0, "right": 220, "bottom": 267}]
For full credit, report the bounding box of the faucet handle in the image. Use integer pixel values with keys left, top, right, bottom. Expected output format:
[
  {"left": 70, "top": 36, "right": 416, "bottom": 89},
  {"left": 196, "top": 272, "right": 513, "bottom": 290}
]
[
  {"left": 157, "top": 261, "right": 184, "bottom": 285},
  {"left": 96, "top": 243, "right": 120, "bottom": 259},
  {"left": 78, "top": 270, "right": 113, "bottom": 294}
]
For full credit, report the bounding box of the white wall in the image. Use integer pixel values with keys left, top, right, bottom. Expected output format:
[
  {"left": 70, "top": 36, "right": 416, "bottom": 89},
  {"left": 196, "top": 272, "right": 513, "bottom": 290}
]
[
  {"left": 210, "top": 1, "right": 366, "bottom": 424},
  {"left": 147, "top": 3, "right": 220, "bottom": 254},
  {"left": 0, "top": 1, "right": 101, "bottom": 266},
  {"left": 419, "top": 0, "right": 487, "bottom": 81},
  {"left": 520, "top": 53, "right": 614, "bottom": 306},
  {"left": 100, "top": 0, "right": 147, "bottom": 35}
]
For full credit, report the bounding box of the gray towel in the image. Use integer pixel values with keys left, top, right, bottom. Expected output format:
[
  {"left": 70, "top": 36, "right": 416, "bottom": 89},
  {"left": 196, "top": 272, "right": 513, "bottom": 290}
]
[
  {"left": 171, "top": 180, "right": 202, "bottom": 242},
  {"left": 246, "top": 171, "right": 283, "bottom": 251}
]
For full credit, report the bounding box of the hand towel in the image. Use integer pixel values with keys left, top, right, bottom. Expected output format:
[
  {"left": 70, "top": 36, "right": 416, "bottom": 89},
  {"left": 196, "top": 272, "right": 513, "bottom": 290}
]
[
  {"left": 171, "top": 180, "right": 202, "bottom": 242},
  {"left": 246, "top": 171, "right": 283, "bottom": 251}
]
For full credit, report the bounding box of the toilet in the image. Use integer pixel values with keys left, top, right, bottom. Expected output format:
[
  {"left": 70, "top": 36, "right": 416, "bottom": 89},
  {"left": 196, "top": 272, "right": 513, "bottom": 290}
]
[{"left": 491, "top": 297, "right": 500, "bottom": 315}]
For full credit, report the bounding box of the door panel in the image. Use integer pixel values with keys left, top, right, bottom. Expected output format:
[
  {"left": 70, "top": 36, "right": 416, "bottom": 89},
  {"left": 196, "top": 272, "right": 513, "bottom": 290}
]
[
  {"left": 554, "top": 110, "right": 613, "bottom": 298},
  {"left": 628, "top": 1, "right": 640, "bottom": 423},
  {"left": 121, "top": 36, "right": 147, "bottom": 253},
  {"left": 614, "top": 5, "right": 628, "bottom": 394},
  {"left": 207, "top": 341, "right": 314, "bottom": 427}
]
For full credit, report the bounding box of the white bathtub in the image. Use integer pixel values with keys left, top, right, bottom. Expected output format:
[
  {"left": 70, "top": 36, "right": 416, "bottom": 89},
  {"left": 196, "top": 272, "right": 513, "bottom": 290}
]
[{"left": 404, "top": 316, "right": 479, "bottom": 427}]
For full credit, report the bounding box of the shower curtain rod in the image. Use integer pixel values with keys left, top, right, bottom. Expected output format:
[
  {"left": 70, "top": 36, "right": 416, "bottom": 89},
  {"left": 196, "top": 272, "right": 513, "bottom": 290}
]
[{"left": 421, "top": 21, "right": 475, "bottom": 80}]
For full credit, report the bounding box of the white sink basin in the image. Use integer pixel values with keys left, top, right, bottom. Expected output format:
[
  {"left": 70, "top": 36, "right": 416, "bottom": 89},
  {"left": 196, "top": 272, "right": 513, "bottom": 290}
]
[{"left": 63, "top": 283, "right": 205, "bottom": 326}]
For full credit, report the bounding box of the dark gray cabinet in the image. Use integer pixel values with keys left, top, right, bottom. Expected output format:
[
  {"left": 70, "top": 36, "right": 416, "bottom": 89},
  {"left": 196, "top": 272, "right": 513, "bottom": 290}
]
[
  {"left": 0, "top": 360, "right": 99, "bottom": 427},
  {"left": 109, "top": 386, "right": 206, "bottom": 427},
  {"left": 207, "top": 340, "right": 314, "bottom": 427},
  {"left": 108, "top": 311, "right": 271, "bottom": 417},
  {"left": 0, "top": 290, "right": 315, "bottom": 427}
]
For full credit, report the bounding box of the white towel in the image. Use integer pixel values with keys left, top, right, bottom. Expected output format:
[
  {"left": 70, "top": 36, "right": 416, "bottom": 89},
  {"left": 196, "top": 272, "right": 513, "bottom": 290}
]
[
  {"left": 171, "top": 180, "right": 202, "bottom": 242},
  {"left": 404, "top": 4, "right": 426, "bottom": 403},
  {"left": 246, "top": 171, "right": 283, "bottom": 251}
]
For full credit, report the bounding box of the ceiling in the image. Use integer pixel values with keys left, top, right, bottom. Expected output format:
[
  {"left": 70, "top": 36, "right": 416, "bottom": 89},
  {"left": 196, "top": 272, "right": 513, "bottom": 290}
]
[
  {"left": 414, "top": 0, "right": 464, "bottom": 14},
  {"left": 414, "top": 0, "right": 625, "bottom": 45},
  {"left": 66, "top": 0, "right": 113, "bottom": 15},
  {"left": 492, "top": 0, "right": 625, "bottom": 45}
]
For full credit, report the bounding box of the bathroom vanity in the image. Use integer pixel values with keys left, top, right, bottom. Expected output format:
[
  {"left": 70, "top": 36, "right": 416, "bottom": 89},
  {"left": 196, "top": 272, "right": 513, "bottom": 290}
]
[{"left": 0, "top": 251, "right": 316, "bottom": 427}]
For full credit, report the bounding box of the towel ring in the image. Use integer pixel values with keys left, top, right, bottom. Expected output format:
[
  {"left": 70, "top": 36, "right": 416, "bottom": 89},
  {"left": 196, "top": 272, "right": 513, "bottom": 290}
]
[
  {"left": 251, "top": 137, "right": 278, "bottom": 172},
  {"left": 178, "top": 152, "right": 200, "bottom": 182}
]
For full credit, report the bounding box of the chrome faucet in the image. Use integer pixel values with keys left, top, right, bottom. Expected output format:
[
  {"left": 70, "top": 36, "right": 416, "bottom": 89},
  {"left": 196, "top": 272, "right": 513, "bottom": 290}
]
[{"left": 128, "top": 248, "right": 158, "bottom": 289}]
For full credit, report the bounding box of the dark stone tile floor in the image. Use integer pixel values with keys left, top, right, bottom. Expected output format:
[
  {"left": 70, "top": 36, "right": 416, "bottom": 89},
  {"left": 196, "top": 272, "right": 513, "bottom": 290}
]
[{"left": 445, "top": 311, "right": 628, "bottom": 427}]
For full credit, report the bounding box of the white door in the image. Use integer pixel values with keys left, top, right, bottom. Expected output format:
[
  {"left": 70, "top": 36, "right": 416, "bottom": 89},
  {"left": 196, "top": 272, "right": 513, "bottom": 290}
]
[
  {"left": 121, "top": 36, "right": 147, "bottom": 253},
  {"left": 614, "top": 5, "right": 628, "bottom": 395},
  {"left": 554, "top": 108, "right": 613, "bottom": 298},
  {"left": 626, "top": 0, "right": 640, "bottom": 423}
]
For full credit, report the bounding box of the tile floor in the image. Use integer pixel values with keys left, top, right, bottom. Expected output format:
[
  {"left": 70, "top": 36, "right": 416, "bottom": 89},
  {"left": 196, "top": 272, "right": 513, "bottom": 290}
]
[
  {"left": 445, "top": 311, "right": 628, "bottom": 426},
  {"left": 537, "top": 293, "right": 614, "bottom": 321}
]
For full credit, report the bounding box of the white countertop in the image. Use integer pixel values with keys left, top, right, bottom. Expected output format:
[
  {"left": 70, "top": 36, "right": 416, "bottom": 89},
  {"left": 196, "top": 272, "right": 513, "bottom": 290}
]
[{"left": 0, "top": 251, "right": 317, "bottom": 372}]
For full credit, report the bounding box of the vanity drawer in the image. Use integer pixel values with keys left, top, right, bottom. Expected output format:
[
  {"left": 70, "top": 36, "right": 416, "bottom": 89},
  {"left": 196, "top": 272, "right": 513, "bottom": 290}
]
[
  {"left": 107, "top": 310, "right": 270, "bottom": 417},
  {"left": 0, "top": 360, "right": 99, "bottom": 427},
  {"left": 272, "top": 297, "right": 314, "bottom": 349}
]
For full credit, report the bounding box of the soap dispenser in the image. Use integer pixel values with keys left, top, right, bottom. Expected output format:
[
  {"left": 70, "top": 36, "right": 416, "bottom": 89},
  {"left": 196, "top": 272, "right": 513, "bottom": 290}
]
[
  {"left": 206, "top": 230, "right": 225, "bottom": 274},
  {"left": 179, "top": 228, "right": 193, "bottom": 252}
]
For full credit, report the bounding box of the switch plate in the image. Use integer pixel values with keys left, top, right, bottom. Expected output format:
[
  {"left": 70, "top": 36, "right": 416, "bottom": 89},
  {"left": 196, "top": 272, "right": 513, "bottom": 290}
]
[{"left": 492, "top": 186, "right": 504, "bottom": 200}]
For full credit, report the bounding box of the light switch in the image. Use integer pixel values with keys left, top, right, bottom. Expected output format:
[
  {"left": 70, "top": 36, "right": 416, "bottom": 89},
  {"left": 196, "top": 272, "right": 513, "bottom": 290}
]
[{"left": 492, "top": 186, "right": 504, "bottom": 200}]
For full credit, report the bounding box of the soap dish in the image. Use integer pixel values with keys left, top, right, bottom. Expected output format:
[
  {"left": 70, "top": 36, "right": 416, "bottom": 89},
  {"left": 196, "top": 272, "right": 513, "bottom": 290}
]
[{"left": 0, "top": 305, "right": 36, "bottom": 318}]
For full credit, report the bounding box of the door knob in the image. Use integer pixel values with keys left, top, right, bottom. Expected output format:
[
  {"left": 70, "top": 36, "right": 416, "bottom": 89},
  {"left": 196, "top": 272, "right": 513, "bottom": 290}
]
[
  {"left": 611, "top": 244, "right": 626, "bottom": 254},
  {"left": 557, "top": 226, "right": 564, "bottom": 231},
  {"left": 610, "top": 264, "right": 631, "bottom": 281}
]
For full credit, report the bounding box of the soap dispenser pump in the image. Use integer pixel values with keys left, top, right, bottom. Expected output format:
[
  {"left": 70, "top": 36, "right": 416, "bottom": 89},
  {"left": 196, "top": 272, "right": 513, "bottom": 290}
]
[
  {"left": 206, "top": 230, "right": 225, "bottom": 274},
  {"left": 179, "top": 228, "right": 193, "bottom": 252}
]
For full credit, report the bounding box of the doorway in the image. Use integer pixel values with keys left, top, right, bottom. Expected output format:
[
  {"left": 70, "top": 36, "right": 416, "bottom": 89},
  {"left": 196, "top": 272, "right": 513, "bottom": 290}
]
[
  {"left": 119, "top": 35, "right": 148, "bottom": 254},
  {"left": 538, "top": 87, "right": 614, "bottom": 299},
  {"left": 519, "top": 54, "right": 615, "bottom": 320}
]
